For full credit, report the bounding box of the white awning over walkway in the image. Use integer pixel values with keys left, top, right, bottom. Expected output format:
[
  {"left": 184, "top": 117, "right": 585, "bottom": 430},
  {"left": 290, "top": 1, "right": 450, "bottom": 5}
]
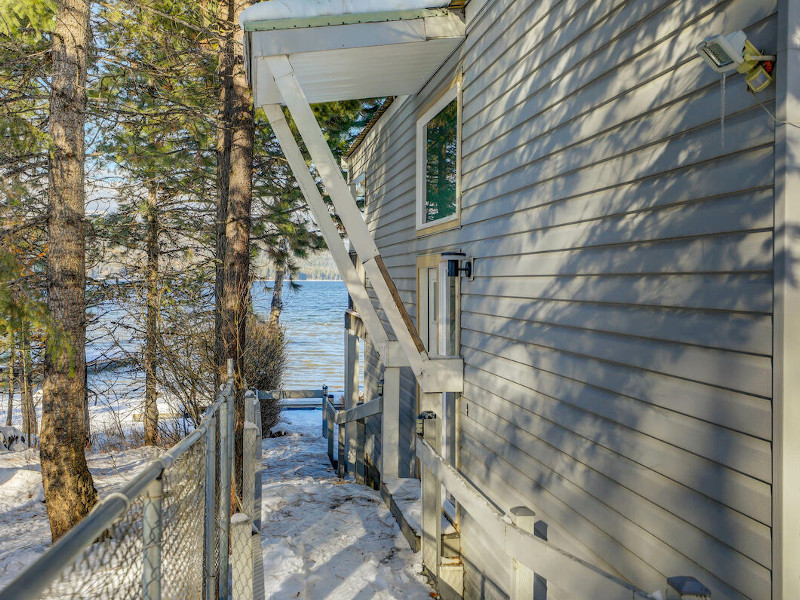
[
  {"left": 240, "top": 0, "right": 465, "bottom": 105},
  {"left": 239, "top": 5, "right": 467, "bottom": 490}
]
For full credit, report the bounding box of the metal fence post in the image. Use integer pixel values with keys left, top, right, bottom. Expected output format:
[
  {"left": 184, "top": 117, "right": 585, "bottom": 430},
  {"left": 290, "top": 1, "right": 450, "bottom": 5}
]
[
  {"left": 231, "top": 514, "right": 254, "bottom": 600},
  {"left": 243, "top": 422, "right": 258, "bottom": 521},
  {"left": 143, "top": 475, "right": 164, "bottom": 600},
  {"left": 218, "top": 394, "right": 232, "bottom": 600},
  {"left": 355, "top": 415, "right": 366, "bottom": 485},
  {"left": 510, "top": 507, "right": 537, "bottom": 600},
  {"left": 326, "top": 397, "right": 335, "bottom": 468},
  {"left": 204, "top": 412, "right": 218, "bottom": 600},
  {"left": 321, "top": 385, "right": 328, "bottom": 437},
  {"left": 228, "top": 382, "right": 235, "bottom": 488}
]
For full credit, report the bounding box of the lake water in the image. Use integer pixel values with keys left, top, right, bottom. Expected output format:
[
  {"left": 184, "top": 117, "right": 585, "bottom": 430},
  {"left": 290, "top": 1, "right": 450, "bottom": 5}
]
[
  {"left": 6, "top": 280, "right": 351, "bottom": 440},
  {"left": 251, "top": 280, "right": 349, "bottom": 393},
  {"left": 86, "top": 280, "right": 350, "bottom": 414}
]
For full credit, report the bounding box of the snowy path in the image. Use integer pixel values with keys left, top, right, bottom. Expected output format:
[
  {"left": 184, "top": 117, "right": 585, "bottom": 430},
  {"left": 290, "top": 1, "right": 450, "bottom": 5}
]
[
  {"left": 0, "top": 410, "right": 435, "bottom": 599},
  {"left": 260, "top": 411, "right": 435, "bottom": 599}
]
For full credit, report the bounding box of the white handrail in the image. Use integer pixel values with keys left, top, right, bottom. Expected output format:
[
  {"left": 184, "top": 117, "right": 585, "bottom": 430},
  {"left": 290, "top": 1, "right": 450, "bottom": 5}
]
[
  {"left": 415, "top": 438, "right": 654, "bottom": 600},
  {"left": 335, "top": 397, "right": 383, "bottom": 425}
]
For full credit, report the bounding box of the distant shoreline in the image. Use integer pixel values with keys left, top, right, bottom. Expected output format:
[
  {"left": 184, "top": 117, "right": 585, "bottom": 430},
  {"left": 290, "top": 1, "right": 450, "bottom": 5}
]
[{"left": 255, "top": 279, "right": 343, "bottom": 283}]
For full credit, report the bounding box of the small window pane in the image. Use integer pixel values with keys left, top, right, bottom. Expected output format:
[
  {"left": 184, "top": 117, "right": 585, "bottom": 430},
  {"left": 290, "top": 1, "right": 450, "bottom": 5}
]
[
  {"left": 351, "top": 175, "right": 366, "bottom": 210},
  {"left": 425, "top": 98, "right": 458, "bottom": 223}
]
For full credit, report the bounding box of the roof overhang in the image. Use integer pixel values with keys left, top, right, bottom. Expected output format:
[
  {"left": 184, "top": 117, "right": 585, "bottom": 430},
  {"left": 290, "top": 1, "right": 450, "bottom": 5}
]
[{"left": 241, "top": 1, "right": 466, "bottom": 106}]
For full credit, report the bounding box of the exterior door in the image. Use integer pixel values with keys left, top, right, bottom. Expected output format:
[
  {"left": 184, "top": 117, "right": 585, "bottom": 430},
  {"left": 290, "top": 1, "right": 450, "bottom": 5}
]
[{"left": 418, "top": 257, "right": 460, "bottom": 473}]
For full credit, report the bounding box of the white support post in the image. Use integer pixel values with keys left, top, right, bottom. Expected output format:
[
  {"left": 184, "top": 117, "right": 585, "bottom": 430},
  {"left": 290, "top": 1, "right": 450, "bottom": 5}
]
[
  {"left": 381, "top": 367, "right": 400, "bottom": 480},
  {"left": 774, "top": 2, "right": 800, "bottom": 598},
  {"left": 264, "top": 56, "right": 427, "bottom": 378},
  {"left": 262, "top": 103, "right": 388, "bottom": 352},
  {"left": 247, "top": 392, "right": 263, "bottom": 534},
  {"left": 344, "top": 329, "right": 359, "bottom": 475},
  {"left": 509, "top": 507, "right": 537, "bottom": 600},
  {"left": 420, "top": 411, "right": 441, "bottom": 581},
  {"left": 247, "top": 393, "right": 265, "bottom": 600}
]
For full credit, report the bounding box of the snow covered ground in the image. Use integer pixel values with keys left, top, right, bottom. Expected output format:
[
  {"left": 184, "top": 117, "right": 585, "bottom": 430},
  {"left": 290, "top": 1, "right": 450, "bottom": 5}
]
[
  {"left": 0, "top": 445, "right": 161, "bottom": 590},
  {"left": 0, "top": 408, "right": 435, "bottom": 599},
  {"left": 260, "top": 410, "right": 435, "bottom": 599}
]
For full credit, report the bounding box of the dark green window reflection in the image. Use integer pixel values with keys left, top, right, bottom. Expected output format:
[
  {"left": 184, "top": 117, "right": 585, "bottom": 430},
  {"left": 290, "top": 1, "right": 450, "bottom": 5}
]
[{"left": 425, "top": 97, "right": 458, "bottom": 223}]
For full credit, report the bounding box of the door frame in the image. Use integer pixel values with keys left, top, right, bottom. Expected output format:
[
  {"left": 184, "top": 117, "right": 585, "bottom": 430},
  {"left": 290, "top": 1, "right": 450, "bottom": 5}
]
[{"left": 416, "top": 253, "right": 462, "bottom": 501}]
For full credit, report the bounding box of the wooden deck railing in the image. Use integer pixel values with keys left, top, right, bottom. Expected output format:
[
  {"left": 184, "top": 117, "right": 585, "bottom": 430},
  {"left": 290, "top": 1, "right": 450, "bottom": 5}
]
[{"left": 323, "top": 394, "right": 384, "bottom": 486}]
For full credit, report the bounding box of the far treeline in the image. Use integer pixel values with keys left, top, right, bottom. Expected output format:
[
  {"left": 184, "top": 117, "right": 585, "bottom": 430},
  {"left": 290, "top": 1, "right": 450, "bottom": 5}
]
[{"left": 0, "top": 0, "right": 378, "bottom": 541}]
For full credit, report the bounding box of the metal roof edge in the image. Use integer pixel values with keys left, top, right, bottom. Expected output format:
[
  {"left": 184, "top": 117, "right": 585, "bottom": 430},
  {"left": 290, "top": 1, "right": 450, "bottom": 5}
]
[
  {"left": 243, "top": 8, "right": 450, "bottom": 32},
  {"left": 343, "top": 97, "right": 396, "bottom": 161}
]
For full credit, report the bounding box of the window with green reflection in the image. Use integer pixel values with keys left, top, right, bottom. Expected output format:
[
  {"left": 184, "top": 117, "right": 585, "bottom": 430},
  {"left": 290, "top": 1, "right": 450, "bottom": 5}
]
[{"left": 424, "top": 97, "right": 458, "bottom": 223}]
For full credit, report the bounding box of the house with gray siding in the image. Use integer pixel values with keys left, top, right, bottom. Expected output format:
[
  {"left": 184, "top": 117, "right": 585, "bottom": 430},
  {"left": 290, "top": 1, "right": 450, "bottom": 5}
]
[{"left": 241, "top": 1, "right": 800, "bottom": 598}]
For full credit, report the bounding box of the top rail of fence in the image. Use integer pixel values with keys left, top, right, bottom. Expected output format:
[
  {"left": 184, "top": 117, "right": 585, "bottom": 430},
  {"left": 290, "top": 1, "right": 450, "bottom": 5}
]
[{"left": 256, "top": 389, "right": 326, "bottom": 400}]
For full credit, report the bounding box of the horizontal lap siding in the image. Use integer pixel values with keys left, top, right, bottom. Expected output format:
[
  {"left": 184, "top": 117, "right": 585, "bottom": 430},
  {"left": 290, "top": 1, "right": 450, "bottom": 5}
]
[{"left": 350, "top": 0, "right": 775, "bottom": 597}]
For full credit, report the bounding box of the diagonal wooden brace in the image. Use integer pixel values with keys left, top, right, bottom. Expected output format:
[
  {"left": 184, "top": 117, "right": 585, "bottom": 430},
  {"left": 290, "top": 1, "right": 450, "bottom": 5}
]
[
  {"left": 263, "top": 103, "right": 390, "bottom": 353},
  {"left": 264, "top": 55, "right": 463, "bottom": 393}
]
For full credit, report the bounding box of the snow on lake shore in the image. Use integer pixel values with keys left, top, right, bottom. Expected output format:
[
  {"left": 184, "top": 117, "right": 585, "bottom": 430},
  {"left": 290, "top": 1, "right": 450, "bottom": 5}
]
[{"left": 260, "top": 410, "right": 434, "bottom": 599}]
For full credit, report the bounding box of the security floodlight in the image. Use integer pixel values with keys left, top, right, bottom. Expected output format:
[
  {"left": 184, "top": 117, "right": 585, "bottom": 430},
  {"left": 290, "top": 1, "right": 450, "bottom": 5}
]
[
  {"left": 696, "top": 30, "right": 776, "bottom": 93},
  {"left": 696, "top": 31, "right": 748, "bottom": 73}
]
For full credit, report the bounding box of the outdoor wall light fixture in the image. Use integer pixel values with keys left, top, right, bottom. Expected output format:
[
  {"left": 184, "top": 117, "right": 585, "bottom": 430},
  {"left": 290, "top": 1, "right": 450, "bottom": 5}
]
[
  {"left": 696, "top": 30, "right": 775, "bottom": 92},
  {"left": 446, "top": 257, "right": 472, "bottom": 279}
]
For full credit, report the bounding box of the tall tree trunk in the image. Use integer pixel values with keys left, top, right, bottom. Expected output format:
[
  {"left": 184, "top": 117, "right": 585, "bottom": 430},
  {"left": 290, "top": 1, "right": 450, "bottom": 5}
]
[
  {"left": 41, "top": 0, "right": 97, "bottom": 542},
  {"left": 214, "top": 0, "right": 234, "bottom": 392},
  {"left": 21, "top": 320, "right": 36, "bottom": 445},
  {"left": 83, "top": 360, "right": 89, "bottom": 447},
  {"left": 144, "top": 184, "right": 160, "bottom": 446},
  {"left": 6, "top": 330, "right": 14, "bottom": 427},
  {"left": 268, "top": 269, "right": 285, "bottom": 332},
  {"left": 220, "top": 0, "right": 254, "bottom": 507}
]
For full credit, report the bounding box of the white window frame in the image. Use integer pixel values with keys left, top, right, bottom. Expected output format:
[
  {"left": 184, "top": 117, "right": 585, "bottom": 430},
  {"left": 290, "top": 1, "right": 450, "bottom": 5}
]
[
  {"left": 350, "top": 171, "right": 366, "bottom": 219},
  {"left": 415, "top": 82, "right": 461, "bottom": 232}
]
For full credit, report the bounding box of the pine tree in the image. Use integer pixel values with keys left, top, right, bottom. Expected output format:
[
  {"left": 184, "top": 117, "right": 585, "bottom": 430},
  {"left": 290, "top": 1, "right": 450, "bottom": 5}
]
[
  {"left": 40, "top": 0, "right": 98, "bottom": 542},
  {"left": 93, "top": 0, "right": 217, "bottom": 445},
  {"left": 215, "top": 0, "right": 254, "bottom": 507}
]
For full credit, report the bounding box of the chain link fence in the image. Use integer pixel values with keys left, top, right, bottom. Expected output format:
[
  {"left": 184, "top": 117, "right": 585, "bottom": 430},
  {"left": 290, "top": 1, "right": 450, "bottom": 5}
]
[{"left": 0, "top": 377, "right": 265, "bottom": 600}]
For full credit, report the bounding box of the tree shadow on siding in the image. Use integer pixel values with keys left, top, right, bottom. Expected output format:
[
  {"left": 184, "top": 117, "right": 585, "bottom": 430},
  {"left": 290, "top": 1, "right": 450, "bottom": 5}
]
[
  {"left": 342, "top": 2, "right": 800, "bottom": 598},
  {"left": 454, "top": 14, "right": 797, "bottom": 600}
]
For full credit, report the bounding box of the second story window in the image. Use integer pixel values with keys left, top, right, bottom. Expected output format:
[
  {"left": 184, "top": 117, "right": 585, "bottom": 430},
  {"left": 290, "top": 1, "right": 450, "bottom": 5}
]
[{"left": 416, "top": 83, "right": 461, "bottom": 232}]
